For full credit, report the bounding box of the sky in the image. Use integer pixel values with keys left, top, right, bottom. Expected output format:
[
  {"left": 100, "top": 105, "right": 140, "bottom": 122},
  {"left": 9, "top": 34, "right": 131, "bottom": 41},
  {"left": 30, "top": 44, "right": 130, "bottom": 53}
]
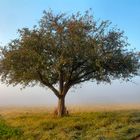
[{"left": 0, "top": 0, "right": 140, "bottom": 106}]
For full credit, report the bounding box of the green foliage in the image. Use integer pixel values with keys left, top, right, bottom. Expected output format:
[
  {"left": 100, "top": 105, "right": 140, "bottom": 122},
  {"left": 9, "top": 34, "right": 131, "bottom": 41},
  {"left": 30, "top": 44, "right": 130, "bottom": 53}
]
[
  {"left": 1, "top": 110, "right": 140, "bottom": 140},
  {"left": 0, "top": 10, "right": 139, "bottom": 97},
  {"left": 0, "top": 117, "right": 22, "bottom": 139}
]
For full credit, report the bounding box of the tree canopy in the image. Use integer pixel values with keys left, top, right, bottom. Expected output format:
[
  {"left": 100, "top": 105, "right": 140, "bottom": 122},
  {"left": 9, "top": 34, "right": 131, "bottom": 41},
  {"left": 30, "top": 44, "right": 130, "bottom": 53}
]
[{"left": 0, "top": 10, "right": 139, "bottom": 116}]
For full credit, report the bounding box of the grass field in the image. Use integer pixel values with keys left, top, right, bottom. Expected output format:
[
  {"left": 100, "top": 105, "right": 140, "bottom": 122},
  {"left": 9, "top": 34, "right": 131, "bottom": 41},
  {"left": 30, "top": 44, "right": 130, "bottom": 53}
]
[{"left": 0, "top": 105, "right": 140, "bottom": 140}]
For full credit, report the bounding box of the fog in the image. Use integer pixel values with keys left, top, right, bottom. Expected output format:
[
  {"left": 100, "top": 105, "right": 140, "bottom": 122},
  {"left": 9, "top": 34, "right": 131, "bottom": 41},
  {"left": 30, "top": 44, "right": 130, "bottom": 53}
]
[{"left": 0, "top": 77, "right": 140, "bottom": 106}]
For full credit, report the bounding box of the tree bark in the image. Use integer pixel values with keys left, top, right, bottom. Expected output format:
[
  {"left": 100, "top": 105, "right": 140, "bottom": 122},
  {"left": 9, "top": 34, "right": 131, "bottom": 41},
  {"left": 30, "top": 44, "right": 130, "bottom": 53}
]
[{"left": 57, "top": 96, "right": 65, "bottom": 117}]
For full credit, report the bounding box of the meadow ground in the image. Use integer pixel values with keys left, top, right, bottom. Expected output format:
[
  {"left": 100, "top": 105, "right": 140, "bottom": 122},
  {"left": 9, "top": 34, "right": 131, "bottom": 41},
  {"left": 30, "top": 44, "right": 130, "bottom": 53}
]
[{"left": 0, "top": 104, "right": 140, "bottom": 140}]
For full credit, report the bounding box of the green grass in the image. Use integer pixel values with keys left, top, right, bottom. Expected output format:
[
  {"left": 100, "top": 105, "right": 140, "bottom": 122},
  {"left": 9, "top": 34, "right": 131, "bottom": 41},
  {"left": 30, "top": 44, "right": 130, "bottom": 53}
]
[
  {"left": 0, "top": 110, "right": 140, "bottom": 140},
  {"left": 0, "top": 116, "right": 22, "bottom": 140}
]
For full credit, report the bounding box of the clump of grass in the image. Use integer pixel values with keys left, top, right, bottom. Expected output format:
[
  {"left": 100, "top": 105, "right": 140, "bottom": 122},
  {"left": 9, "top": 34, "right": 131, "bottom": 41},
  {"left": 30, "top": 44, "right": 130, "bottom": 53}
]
[
  {"left": 40, "top": 121, "right": 58, "bottom": 130},
  {"left": 0, "top": 117, "right": 22, "bottom": 139}
]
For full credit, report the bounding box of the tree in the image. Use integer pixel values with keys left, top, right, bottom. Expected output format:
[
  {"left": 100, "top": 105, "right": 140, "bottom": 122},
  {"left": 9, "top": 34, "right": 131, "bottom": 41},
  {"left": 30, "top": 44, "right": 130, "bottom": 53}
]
[{"left": 0, "top": 10, "right": 139, "bottom": 117}]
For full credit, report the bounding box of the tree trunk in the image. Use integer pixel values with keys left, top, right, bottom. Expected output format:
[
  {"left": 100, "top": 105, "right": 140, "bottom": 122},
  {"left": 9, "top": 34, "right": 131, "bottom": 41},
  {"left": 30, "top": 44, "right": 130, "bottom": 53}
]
[{"left": 57, "top": 96, "right": 65, "bottom": 117}]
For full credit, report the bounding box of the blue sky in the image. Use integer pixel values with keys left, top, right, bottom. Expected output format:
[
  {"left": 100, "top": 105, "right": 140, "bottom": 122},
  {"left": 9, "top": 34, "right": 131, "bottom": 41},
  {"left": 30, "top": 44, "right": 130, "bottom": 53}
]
[{"left": 0, "top": 0, "right": 140, "bottom": 106}]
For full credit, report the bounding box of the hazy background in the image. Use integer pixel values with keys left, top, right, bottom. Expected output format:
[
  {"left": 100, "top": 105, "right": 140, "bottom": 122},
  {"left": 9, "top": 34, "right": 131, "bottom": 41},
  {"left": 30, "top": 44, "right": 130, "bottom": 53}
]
[{"left": 0, "top": 0, "right": 140, "bottom": 106}]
